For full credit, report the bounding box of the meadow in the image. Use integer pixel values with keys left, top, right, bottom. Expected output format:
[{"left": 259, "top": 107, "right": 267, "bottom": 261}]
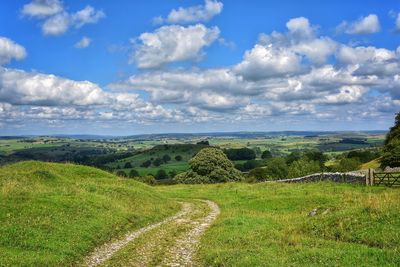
[{"left": 157, "top": 182, "right": 400, "bottom": 266}]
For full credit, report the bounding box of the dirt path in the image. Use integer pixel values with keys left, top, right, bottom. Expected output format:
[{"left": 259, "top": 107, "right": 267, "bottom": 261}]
[{"left": 85, "top": 200, "right": 220, "bottom": 267}]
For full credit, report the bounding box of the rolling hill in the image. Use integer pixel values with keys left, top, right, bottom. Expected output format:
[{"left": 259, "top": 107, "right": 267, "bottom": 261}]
[{"left": 0, "top": 161, "right": 179, "bottom": 266}]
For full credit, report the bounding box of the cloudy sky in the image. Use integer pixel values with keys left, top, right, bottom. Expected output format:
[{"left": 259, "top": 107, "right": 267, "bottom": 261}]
[{"left": 0, "top": 0, "right": 399, "bottom": 135}]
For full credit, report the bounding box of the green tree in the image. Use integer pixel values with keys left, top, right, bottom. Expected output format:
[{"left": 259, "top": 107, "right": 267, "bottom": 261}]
[
  {"left": 140, "top": 160, "right": 151, "bottom": 168},
  {"left": 175, "top": 155, "right": 182, "bottom": 161},
  {"left": 162, "top": 154, "right": 171, "bottom": 163},
  {"left": 128, "top": 169, "right": 139, "bottom": 178},
  {"left": 247, "top": 167, "right": 268, "bottom": 182},
  {"left": 331, "top": 158, "right": 361, "bottom": 172},
  {"left": 155, "top": 169, "right": 169, "bottom": 180},
  {"left": 174, "top": 147, "right": 243, "bottom": 184},
  {"left": 124, "top": 162, "right": 132, "bottom": 169},
  {"left": 264, "top": 158, "right": 288, "bottom": 180},
  {"left": 153, "top": 158, "right": 163, "bottom": 167},
  {"left": 133, "top": 175, "right": 156, "bottom": 185},
  {"left": 224, "top": 148, "right": 256, "bottom": 160},
  {"left": 381, "top": 112, "right": 400, "bottom": 168},
  {"left": 288, "top": 158, "right": 321, "bottom": 178},
  {"left": 261, "top": 150, "right": 272, "bottom": 159}
]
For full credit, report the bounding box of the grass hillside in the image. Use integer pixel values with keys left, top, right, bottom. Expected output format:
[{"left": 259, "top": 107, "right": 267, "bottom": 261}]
[
  {"left": 0, "top": 161, "right": 179, "bottom": 266},
  {"left": 157, "top": 182, "right": 400, "bottom": 266},
  {"left": 107, "top": 144, "right": 209, "bottom": 176},
  {"left": 360, "top": 158, "right": 381, "bottom": 170}
]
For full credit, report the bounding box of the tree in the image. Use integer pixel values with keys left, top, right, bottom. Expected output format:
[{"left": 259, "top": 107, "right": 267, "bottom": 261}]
[
  {"left": 242, "top": 159, "right": 258, "bottom": 171},
  {"left": 133, "top": 175, "right": 156, "bottom": 185},
  {"left": 124, "top": 162, "right": 132, "bottom": 169},
  {"left": 261, "top": 150, "right": 272, "bottom": 159},
  {"left": 264, "top": 158, "right": 288, "bottom": 180},
  {"left": 162, "top": 154, "right": 171, "bottom": 163},
  {"left": 381, "top": 112, "right": 400, "bottom": 168},
  {"left": 288, "top": 158, "right": 321, "bottom": 178},
  {"left": 248, "top": 167, "right": 268, "bottom": 182},
  {"left": 169, "top": 170, "right": 177, "bottom": 178},
  {"left": 174, "top": 147, "right": 243, "bottom": 184},
  {"left": 128, "top": 169, "right": 139, "bottom": 178},
  {"left": 140, "top": 160, "right": 151, "bottom": 168},
  {"left": 175, "top": 155, "right": 182, "bottom": 161},
  {"left": 153, "top": 158, "right": 163, "bottom": 167},
  {"left": 224, "top": 148, "right": 256, "bottom": 160},
  {"left": 116, "top": 170, "right": 127, "bottom": 177},
  {"left": 197, "top": 140, "right": 210, "bottom": 145},
  {"left": 285, "top": 151, "right": 301, "bottom": 165},
  {"left": 331, "top": 158, "right": 361, "bottom": 172},
  {"left": 155, "top": 169, "right": 169, "bottom": 180}
]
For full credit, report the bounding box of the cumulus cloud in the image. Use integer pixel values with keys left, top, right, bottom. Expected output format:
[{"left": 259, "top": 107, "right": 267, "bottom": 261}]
[
  {"left": 0, "top": 37, "right": 27, "bottom": 65},
  {"left": 154, "top": 0, "right": 223, "bottom": 24},
  {"left": 131, "top": 24, "right": 220, "bottom": 69},
  {"left": 21, "top": 0, "right": 63, "bottom": 17},
  {"left": 74, "top": 36, "right": 91, "bottom": 48},
  {"left": 337, "top": 14, "right": 380, "bottom": 34},
  {"left": 21, "top": 1, "right": 105, "bottom": 36}
]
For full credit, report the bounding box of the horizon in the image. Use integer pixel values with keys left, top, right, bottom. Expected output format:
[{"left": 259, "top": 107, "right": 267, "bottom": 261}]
[{"left": 1, "top": 0, "right": 399, "bottom": 135}]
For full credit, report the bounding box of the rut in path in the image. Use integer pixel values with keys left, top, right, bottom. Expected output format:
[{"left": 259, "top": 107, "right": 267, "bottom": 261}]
[{"left": 85, "top": 200, "right": 220, "bottom": 267}]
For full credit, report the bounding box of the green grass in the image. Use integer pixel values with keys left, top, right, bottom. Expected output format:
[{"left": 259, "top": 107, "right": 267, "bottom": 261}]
[
  {"left": 0, "top": 161, "right": 179, "bottom": 266},
  {"left": 156, "top": 182, "right": 400, "bottom": 266}
]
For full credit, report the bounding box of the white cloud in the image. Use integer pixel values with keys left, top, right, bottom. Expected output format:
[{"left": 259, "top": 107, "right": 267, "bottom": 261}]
[
  {"left": 0, "top": 37, "right": 27, "bottom": 65},
  {"left": 131, "top": 24, "right": 220, "bottom": 69},
  {"left": 337, "top": 14, "right": 380, "bottom": 34},
  {"left": 21, "top": 0, "right": 63, "bottom": 18},
  {"left": 155, "top": 0, "right": 223, "bottom": 24},
  {"left": 233, "top": 44, "right": 303, "bottom": 81},
  {"left": 42, "top": 12, "right": 70, "bottom": 35},
  {"left": 286, "top": 17, "right": 315, "bottom": 39},
  {"left": 74, "top": 36, "right": 91, "bottom": 49},
  {"left": 21, "top": 1, "right": 105, "bottom": 36}
]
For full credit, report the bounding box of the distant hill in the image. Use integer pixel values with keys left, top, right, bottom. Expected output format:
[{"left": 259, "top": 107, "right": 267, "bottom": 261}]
[{"left": 0, "top": 161, "right": 178, "bottom": 266}]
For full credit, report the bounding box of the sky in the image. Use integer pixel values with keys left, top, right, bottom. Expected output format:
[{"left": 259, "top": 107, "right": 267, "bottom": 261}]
[{"left": 0, "top": 0, "right": 399, "bottom": 135}]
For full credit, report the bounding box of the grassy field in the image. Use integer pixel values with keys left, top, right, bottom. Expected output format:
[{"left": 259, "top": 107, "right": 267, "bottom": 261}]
[
  {"left": 0, "top": 161, "right": 179, "bottom": 266},
  {"left": 157, "top": 182, "right": 400, "bottom": 266}
]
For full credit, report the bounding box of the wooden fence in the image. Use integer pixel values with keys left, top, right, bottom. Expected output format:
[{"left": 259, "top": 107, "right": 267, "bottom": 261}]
[{"left": 366, "top": 168, "right": 400, "bottom": 187}]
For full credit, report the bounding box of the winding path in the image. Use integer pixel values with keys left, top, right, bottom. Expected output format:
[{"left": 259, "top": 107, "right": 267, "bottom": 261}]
[{"left": 85, "top": 200, "right": 220, "bottom": 267}]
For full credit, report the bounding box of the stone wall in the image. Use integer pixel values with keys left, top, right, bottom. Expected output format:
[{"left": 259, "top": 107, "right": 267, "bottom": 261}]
[{"left": 274, "top": 171, "right": 366, "bottom": 184}]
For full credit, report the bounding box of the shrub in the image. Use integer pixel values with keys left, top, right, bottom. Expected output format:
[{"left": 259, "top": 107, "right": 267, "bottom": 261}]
[
  {"left": 128, "top": 169, "right": 139, "bottom": 178},
  {"left": 132, "top": 175, "right": 156, "bottom": 185},
  {"left": 162, "top": 154, "right": 171, "bottom": 163},
  {"left": 264, "top": 158, "right": 288, "bottom": 180},
  {"left": 288, "top": 158, "right": 321, "bottom": 178},
  {"left": 261, "top": 150, "right": 272, "bottom": 159},
  {"left": 153, "top": 158, "right": 163, "bottom": 167},
  {"left": 175, "top": 155, "right": 182, "bottom": 161},
  {"left": 331, "top": 158, "right": 361, "bottom": 172},
  {"left": 224, "top": 148, "right": 256, "bottom": 160},
  {"left": 247, "top": 167, "right": 269, "bottom": 182},
  {"left": 124, "top": 162, "right": 132, "bottom": 169},
  {"left": 140, "top": 160, "right": 151, "bottom": 168},
  {"left": 174, "top": 147, "right": 243, "bottom": 184},
  {"left": 155, "top": 169, "right": 169, "bottom": 180}
]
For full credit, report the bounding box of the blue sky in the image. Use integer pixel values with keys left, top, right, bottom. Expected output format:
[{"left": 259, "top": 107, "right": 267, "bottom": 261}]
[{"left": 0, "top": 0, "right": 399, "bottom": 135}]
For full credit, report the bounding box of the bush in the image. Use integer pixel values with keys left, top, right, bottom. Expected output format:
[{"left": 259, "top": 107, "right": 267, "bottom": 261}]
[
  {"left": 331, "top": 158, "right": 361, "bottom": 172},
  {"left": 153, "top": 158, "right": 163, "bottom": 167},
  {"left": 224, "top": 148, "right": 256, "bottom": 160},
  {"left": 162, "top": 154, "right": 171, "bottom": 163},
  {"left": 175, "top": 155, "right": 182, "bottom": 161},
  {"left": 116, "top": 170, "right": 126, "bottom": 177},
  {"left": 128, "top": 169, "right": 139, "bottom": 178},
  {"left": 155, "top": 169, "right": 169, "bottom": 180},
  {"left": 140, "top": 160, "right": 151, "bottom": 168},
  {"left": 261, "top": 150, "right": 272, "bottom": 159},
  {"left": 264, "top": 158, "right": 288, "bottom": 180},
  {"left": 247, "top": 167, "right": 268, "bottom": 182},
  {"left": 174, "top": 147, "right": 243, "bottom": 184},
  {"left": 132, "top": 175, "right": 156, "bottom": 185},
  {"left": 288, "top": 158, "right": 321, "bottom": 178},
  {"left": 124, "top": 162, "right": 132, "bottom": 169}
]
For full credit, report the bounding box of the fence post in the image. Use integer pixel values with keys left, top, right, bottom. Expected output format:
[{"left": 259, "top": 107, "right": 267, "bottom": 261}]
[{"left": 368, "top": 168, "right": 374, "bottom": 186}]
